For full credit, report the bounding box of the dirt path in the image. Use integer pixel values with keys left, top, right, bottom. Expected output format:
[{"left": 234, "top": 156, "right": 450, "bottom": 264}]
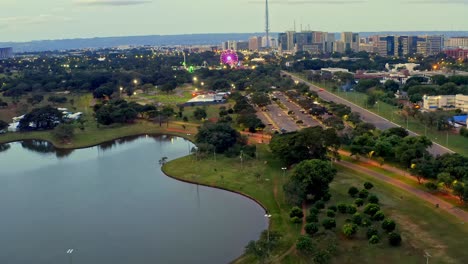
[{"left": 337, "top": 160, "right": 468, "bottom": 222}]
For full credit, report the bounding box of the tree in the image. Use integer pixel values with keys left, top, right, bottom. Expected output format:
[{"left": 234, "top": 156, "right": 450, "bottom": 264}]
[
  {"left": 366, "top": 227, "right": 379, "bottom": 239},
  {"left": 363, "top": 203, "right": 380, "bottom": 216},
  {"left": 193, "top": 107, "right": 207, "bottom": 120},
  {"left": 337, "top": 203, "right": 348, "bottom": 213},
  {"left": 322, "top": 218, "right": 336, "bottom": 229},
  {"left": 368, "top": 194, "right": 379, "bottom": 204},
  {"left": 354, "top": 198, "right": 364, "bottom": 207},
  {"left": 364, "top": 182, "right": 374, "bottom": 190},
  {"left": 388, "top": 232, "right": 402, "bottom": 246},
  {"left": 372, "top": 211, "right": 385, "bottom": 221},
  {"left": 342, "top": 223, "right": 358, "bottom": 238},
  {"left": 251, "top": 92, "right": 271, "bottom": 107},
  {"left": 296, "top": 236, "right": 315, "bottom": 255},
  {"left": 160, "top": 81, "right": 177, "bottom": 94},
  {"left": 52, "top": 124, "right": 75, "bottom": 142},
  {"left": 352, "top": 212, "right": 363, "bottom": 225},
  {"left": 366, "top": 94, "right": 377, "bottom": 107},
  {"left": 384, "top": 80, "right": 400, "bottom": 92},
  {"left": 348, "top": 186, "right": 359, "bottom": 197},
  {"left": 381, "top": 219, "right": 396, "bottom": 233},
  {"left": 369, "top": 235, "right": 380, "bottom": 244},
  {"left": 305, "top": 223, "right": 319, "bottom": 235},
  {"left": 289, "top": 206, "right": 304, "bottom": 218},
  {"left": 326, "top": 210, "right": 336, "bottom": 217},
  {"left": 19, "top": 106, "right": 63, "bottom": 130},
  {"left": 358, "top": 189, "right": 369, "bottom": 198},
  {"left": 347, "top": 205, "right": 357, "bottom": 214},
  {"left": 283, "top": 159, "right": 336, "bottom": 205},
  {"left": 195, "top": 123, "right": 241, "bottom": 153},
  {"left": 453, "top": 182, "right": 468, "bottom": 203},
  {"left": 0, "top": 120, "right": 8, "bottom": 131}
]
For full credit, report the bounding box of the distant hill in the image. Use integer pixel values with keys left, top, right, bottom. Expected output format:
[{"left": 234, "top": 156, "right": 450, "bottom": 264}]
[{"left": 1, "top": 31, "right": 467, "bottom": 53}]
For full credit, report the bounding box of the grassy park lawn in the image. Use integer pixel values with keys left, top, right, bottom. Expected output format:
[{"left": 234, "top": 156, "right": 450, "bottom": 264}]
[
  {"left": 163, "top": 145, "right": 468, "bottom": 263},
  {"left": 291, "top": 73, "right": 468, "bottom": 157}
]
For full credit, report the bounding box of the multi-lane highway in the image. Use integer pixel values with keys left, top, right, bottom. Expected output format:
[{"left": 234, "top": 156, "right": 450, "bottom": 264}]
[{"left": 281, "top": 71, "right": 454, "bottom": 156}]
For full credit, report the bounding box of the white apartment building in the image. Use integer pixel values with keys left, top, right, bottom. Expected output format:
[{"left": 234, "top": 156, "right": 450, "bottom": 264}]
[{"left": 423, "top": 94, "right": 468, "bottom": 111}]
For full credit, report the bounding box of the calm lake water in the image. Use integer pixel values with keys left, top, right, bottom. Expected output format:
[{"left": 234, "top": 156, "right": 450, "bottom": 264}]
[{"left": 0, "top": 136, "right": 267, "bottom": 264}]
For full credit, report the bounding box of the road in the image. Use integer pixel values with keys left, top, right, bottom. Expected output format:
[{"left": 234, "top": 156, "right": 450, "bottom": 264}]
[
  {"left": 272, "top": 92, "right": 322, "bottom": 128},
  {"left": 281, "top": 71, "right": 454, "bottom": 156}
]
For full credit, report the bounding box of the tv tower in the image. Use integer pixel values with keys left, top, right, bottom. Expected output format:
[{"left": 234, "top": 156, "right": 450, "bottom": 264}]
[{"left": 265, "top": 0, "right": 270, "bottom": 48}]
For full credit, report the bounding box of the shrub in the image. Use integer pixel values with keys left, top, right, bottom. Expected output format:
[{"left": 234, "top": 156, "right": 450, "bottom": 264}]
[
  {"left": 388, "top": 232, "right": 402, "bottom": 246},
  {"left": 352, "top": 213, "right": 362, "bottom": 225},
  {"left": 366, "top": 227, "right": 379, "bottom": 239},
  {"left": 369, "top": 235, "right": 380, "bottom": 244},
  {"left": 314, "top": 200, "right": 325, "bottom": 210},
  {"left": 306, "top": 214, "right": 318, "bottom": 223},
  {"left": 327, "top": 205, "right": 337, "bottom": 212},
  {"left": 363, "top": 203, "right": 380, "bottom": 216},
  {"left": 381, "top": 219, "right": 396, "bottom": 233},
  {"left": 305, "top": 223, "right": 319, "bottom": 235},
  {"left": 296, "top": 235, "right": 315, "bottom": 255},
  {"left": 425, "top": 182, "right": 438, "bottom": 192},
  {"left": 322, "top": 218, "right": 336, "bottom": 229},
  {"left": 348, "top": 186, "right": 359, "bottom": 197},
  {"left": 354, "top": 198, "right": 364, "bottom": 207},
  {"left": 364, "top": 182, "right": 374, "bottom": 190},
  {"left": 291, "top": 216, "right": 302, "bottom": 224},
  {"left": 342, "top": 223, "right": 358, "bottom": 238},
  {"left": 368, "top": 194, "right": 379, "bottom": 204},
  {"left": 310, "top": 207, "right": 320, "bottom": 215},
  {"left": 347, "top": 205, "right": 357, "bottom": 214},
  {"left": 322, "top": 192, "right": 332, "bottom": 202},
  {"left": 362, "top": 216, "right": 373, "bottom": 227},
  {"left": 359, "top": 189, "right": 369, "bottom": 198},
  {"left": 337, "top": 203, "right": 348, "bottom": 213},
  {"left": 372, "top": 211, "right": 385, "bottom": 221},
  {"left": 290, "top": 206, "right": 304, "bottom": 218},
  {"left": 326, "top": 210, "right": 336, "bottom": 217}
]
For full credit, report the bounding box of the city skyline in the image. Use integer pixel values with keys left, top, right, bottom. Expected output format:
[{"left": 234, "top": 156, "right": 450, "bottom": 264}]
[{"left": 1, "top": 0, "right": 468, "bottom": 42}]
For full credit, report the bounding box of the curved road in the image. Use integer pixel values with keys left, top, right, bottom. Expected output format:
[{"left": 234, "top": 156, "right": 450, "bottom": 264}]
[{"left": 281, "top": 71, "right": 454, "bottom": 156}]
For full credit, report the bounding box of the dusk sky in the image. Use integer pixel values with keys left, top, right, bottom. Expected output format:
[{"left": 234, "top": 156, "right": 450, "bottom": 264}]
[{"left": 1, "top": 0, "right": 467, "bottom": 42}]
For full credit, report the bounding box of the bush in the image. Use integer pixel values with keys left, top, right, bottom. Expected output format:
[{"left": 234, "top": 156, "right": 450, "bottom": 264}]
[
  {"left": 306, "top": 214, "right": 318, "bottom": 223},
  {"left": 381, "top": 219, "right": 396, "bottom": 233},
  {"left": 359, "top": 189, "right": 369, "bottom": 198},
  {"left": 337, "top": 203, "right": 348, "bottom": 213},
  {"left": 348, "top": 186, "right": 359, "bottom": 197},
  {"left": 364, "top": 182, "right": 374, "bottom": 190},
  {"left": 326, "top": 210, "right": 336, "bottom": 217},
  {"left": 305, "top": 223, "right": 319, "bottom": 235},
  {"left": 322, "top": 192, "right": 332, "bottom": 202},
  {"left": 362, "top": 216, "right": 373, "bottom": 227},
  {"left": 327, "top": 205, "right": 337, "bottom": 212},
  {"left": 366, "top": 227, "right": 379, "bottom": 239},
  {"left": 347, "top": 205, "right": 357, "bottom": 214},
  {"left": 354, "top": 198, "right": 364, "bottom": 207},
  {"left": 460, "top": 127, "right": 468, "bottom": 138},
  {"left": 296, "top": 235, "right": 315, "bottom": 255},
  {"left": 363, "top": 203, "right": 380, "bottom": 216},
  {"left": 368, "top": 194, "right": 379, "bottom": 204},
  {"left": 425, "top": 182, "right": 438, "bottom": 192},
  {"left": 342, "top": 223, "right": 358, "bottom": 238},
  {"left": 372, "top": 211, "right": 385, "bottom": 221},
  {"left": 352, "top": 213, "right": 362, "bottom": 225},
  {"left": 291, "top": 216, "right": 302, "bottom": 224},
  {"left": 309, "top": 207, "right": 320, "bottom": 215},
  {"left": 314, "top": 200, "right": 325, "bottom": 210},
  {"left": 290, "top": 206, "right": 304, "bottom": 218},
  {"left": 369, "top": 235, "right": 380, "bottom": 244},
  {"left": 388, "top": 232, "right": 402, "bottom": 246},
  {"left": 322, "top": 218, "right": 336, "bottom": 229}
]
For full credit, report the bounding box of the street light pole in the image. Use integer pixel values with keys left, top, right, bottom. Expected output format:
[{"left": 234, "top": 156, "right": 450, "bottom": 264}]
[
  {"left": 264, "top": 213, "right": 272, "bottom": 255},
  {"left": 281, "top": 167, "right": 287, "bottom": 177},
  {"left": 66, "top": 249, "right": 74, "bottom": 264}
]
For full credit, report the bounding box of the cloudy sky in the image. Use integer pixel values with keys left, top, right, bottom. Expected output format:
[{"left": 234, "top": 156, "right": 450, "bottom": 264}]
[{"left": 1, "top": 0, "right": 467, "bottom": 42}]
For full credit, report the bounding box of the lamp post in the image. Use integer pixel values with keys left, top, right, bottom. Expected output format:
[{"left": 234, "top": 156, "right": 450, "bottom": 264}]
[
  {"left": 66, "top": 249, "right": 74, "bottom": 264},
  {"left": 119, "top": 86, "right": 123, "bottom": 98},
  {"left": 281, "top": 167, "right": 287, "bottom": 177},
  {"left": 264, "top": 213, "right": 272, "bottom": 254}
]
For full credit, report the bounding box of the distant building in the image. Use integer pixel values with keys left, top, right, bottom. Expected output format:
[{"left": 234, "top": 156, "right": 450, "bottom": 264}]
[
  {"left": 417, "top": 36, "right": 444, "bottom": 56},
  {"left": 236, "top": 41, "right": 249, "bottom": 51},
  {"left": 248, "top": 36, "right": 262, "bottom": 51},
  {"left": 421, "top": 94, "right": 468, "bottom": 111},
  {"left": 333, "top": 41, "right": 346, "bottom": 53},
  {"left": 456, "top": 94, "right": 468, "bottom": 112},
  {"left": 445, "top": 37, "right": 468, "bottom": 48},
  {"left": 0, "top": 47, "right": 13, "bottom": 59},
  {"left": 341, "top": 32, "right": 359, "bottom": 52},
  {"left": 444, "top": 48, "right": 468, "bottom": 60}
]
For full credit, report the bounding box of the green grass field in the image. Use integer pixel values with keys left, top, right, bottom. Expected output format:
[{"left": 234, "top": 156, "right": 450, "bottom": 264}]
[
  {"left": 291, "top": 73, "right": 468, "bottom": 157},
  {"left": 163, "top": 145, "right": 468, "bottom": 263}
]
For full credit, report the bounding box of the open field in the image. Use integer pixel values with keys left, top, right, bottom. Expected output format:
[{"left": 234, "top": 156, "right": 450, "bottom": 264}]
[
  {"left": 163, "top": 145, "right": 468, "bottom": 263},
  {"left": 293, "top": 73, "right": 468, "bottom": 156}
]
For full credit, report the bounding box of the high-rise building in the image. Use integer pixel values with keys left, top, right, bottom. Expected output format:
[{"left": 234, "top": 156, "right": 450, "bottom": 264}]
[
  {"left": 249, "top": 36, "right": 262, "bottom": 51},
  {"left": 334, "top": 41, "right": 345, "bottom": 53},
  {"left": 340, "top": 32, "right": 359, "bottom": 52},
  {"left": 286, "top": 31, "right": 296, "bottom": 52},
  {"left": 444, "top": 48, "right": 468, "bottom": 60},
  {"left": 278, "top": 33, "right": 288, "bottom": 51},
  {"left": 0, "top": 47, "right": 13, "bottom": 59},
  {"left": 324, "top": 33, "right": 335, "bottom": 53},
  {"left": 377, "top": 36, "right": 398, "bottom": 57},
  {"left": 235, "top": 41, "right": 249, "bottom": 51},
  {"left": 445, "top": 37, "right": 468, "bottom": 48},
  {"left": 416, "top": 36, "right": 444, "bottom": 56}
]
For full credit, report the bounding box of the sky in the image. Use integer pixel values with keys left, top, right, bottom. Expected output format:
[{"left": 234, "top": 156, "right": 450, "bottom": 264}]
[{"left": 0, "top": 0, "right": 467, "bottom": 42}]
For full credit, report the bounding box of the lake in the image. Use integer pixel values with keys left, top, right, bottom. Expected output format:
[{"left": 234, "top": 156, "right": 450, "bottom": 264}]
[{"left": 0, "top": 135, "right": 267, "bottom": 264}]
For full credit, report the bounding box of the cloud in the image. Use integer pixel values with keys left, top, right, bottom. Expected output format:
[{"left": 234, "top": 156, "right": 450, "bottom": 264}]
[
  {"left": 248, "top": 0, "right": 367, "bottom": 5},
  {"left": 406, "top": 0, "right": 468, "bottom": 4},
  {"left": 74, "top": 0, "right": 152, "bottom": 6}
]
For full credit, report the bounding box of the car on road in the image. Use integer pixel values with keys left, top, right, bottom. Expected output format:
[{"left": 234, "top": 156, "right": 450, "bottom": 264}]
[{"left": 319, "top": 88, "right": 324, "bottom": 92}]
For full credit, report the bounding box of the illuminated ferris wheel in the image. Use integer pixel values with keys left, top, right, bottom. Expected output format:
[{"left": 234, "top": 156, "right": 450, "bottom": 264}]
[{"left": 220, "top": 50, "right": 239, "bottom": 67}]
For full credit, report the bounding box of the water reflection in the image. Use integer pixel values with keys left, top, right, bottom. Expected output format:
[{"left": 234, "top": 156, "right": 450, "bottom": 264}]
[
  {"left": 0, "top": 143, "right": 11, "bottom": 153},
  {"left": 20, "top": 140, "right": 74, "bottom": 158},
  {"left": 98, "top": 134, "right": 175, "bottom": 152}
]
